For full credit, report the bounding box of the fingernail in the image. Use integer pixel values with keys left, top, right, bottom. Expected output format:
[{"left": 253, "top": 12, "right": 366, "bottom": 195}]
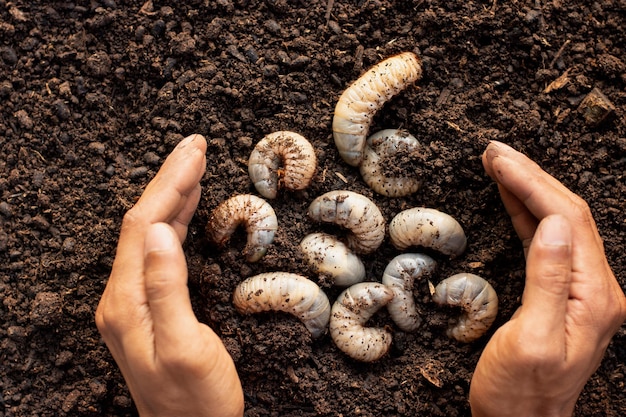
[
  {"left": 539, "top": 215, "right": 571, "bottom": 247},
  {"left": 484, "top": 141, "right": 506, "bottom": 161},
  {"left": 176, "top": 133, "right": 204, "bottom": 149},
  {"left": 484, "top": 146, "right": 498, "bottom": 162},
  {"left": 145, "top": 223, "right": 176, "bottom": 254}
]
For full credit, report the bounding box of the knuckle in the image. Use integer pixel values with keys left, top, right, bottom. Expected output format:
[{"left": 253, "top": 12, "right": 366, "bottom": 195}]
[
  {"left": 121, "top": 206, "right": 146, "bottom": 231},
  {"left": 95, "top": 303, "right": 117, "bottom": 338},
  {"left": 569, "top": 196, "right": 593, "bottom": 225}
]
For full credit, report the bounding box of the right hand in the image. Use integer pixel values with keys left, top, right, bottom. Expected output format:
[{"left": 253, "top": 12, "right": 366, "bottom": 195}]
[{"left": 469, "top": 141, "right": 626, "bottom": 417}]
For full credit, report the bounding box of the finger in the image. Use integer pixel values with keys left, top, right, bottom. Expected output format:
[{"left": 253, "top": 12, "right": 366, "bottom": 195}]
[
  {"left": 496, "top": 183, "right": 538, "bottom": 256},
  {"left": 108, "top": 134, "right": 207, "bottom": 288},
  {"left": 142, "top": 222, "right": 202, "bottom": 353},
  {"left": 135, "top": 133, "right": 207, "bottom": 227},
  {"left": 171, "top": 183, "right": 202, "bottom": 243},
  {"left": 483, "top": 141, "right": 604, "bottom": 251},
  {"left": 520, "top": 215, "right": 572, "bottom": 338},
  {"left": 483, "top": 141, "right": 567, "bottom": 193},
  {"left": 101, "top": 134, "right": 207, "bottom": 338}
]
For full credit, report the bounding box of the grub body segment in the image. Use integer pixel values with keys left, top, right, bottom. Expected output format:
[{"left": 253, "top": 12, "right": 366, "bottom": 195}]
[
  {"left": 360, "top": 129, "right": 423, "bottom": 197},
  {"left": 330, "top": 282, "right": 395, "bottom": 362},
  {"left": 431, "top": 273, "right": 498, "bottom": 342},
  {"left": 233, "top": 272, "right": 331, "bottom": 339},
  {"left": 382, "top": 253, "right": 437, "bottom": 332},
  {"left": 332, "top": 52, "right": 423, "bottom": 166},
  {"left": 205, "top": 194, "right": 278, "bottom": 262},
  {"left": 299, "top": 232, "right": 366, "bottom": 287},
  {"left": 389, "top": 207, "right": 467, "bottom": 257},
  {"left": 307, "top": 190, "right": 386, "bottom": 254},
  {"left": 248, "top": 131, "right": 317, "bottom": 199}
]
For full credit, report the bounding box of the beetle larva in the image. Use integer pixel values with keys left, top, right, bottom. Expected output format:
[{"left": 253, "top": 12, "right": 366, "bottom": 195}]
[
  {"left": 206, "top": 194, "right": 278, "bottom": 262},
  {"left": 299, "top": 232, "right": 366, "bottom": 287},
  {"left": 388, "top": 207, "right": 467, "bottom": 257},
  {"left": 430, "top": 273, "right": 498, "bottom": 343},
  {"left": 332, "top": 51, "right": 423, "bottom": 166},
  {"left": 360, "top": 129, "right": 423, "bottom": 197},
  {"left": 382, "top": 253, "right": 437, "bottom": 332},
  {"left": 233, "top": 272, "right": 331, "bottom": 339},
  {"left": 330, "top": 282, "right": 395, "bottom": 362},
  {"left": 248, "top": 131, "right": 317, "bottom": 199},
  {"left": 307, "top": 190, "right": 386, "bottom": 254}
]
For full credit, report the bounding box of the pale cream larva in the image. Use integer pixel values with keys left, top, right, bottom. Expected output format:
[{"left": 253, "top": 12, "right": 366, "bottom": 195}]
[
  {"left": 233, "top": 272, "right": 331, "bottom": 339},
  {"left": 205, "top": 194, "right": 278, "bottom": 262},
  {"left": 299, "top": 232, "right": 366, "bottom": 287},
  {"left": 330, "top": 282, "right": 395, "bottom": 362},
  {"left": 307, "top": 190, "right": 385, "bottom": 254},
  {"left": 360, "top": 129, "right": 423, "bottom": 197},
  {"left": 388, "top": 207, "right": 467, "bottom": 257},
  {"left": 248, "top": 131, "right": 317, "bottom": 199},
  {"left": 382, "top": 253, "right": 436, "bottom": 332},
  {"left": 332, "top": 51, "right": 423, "bottom": 166},
  {"left": 430, "top": 273, "right": 498, "bottom": 343}
]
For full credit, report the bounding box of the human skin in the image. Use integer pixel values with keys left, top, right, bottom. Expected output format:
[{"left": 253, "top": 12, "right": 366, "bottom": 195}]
[
  {"left": 95, "top": 134, "right": 244, "bottom": 417},
  {"left": 95, "top": 135, "right": 625, "bottom": 417},
  {"left": 470, "top": 141, "right": 626, "bottom": 417}
]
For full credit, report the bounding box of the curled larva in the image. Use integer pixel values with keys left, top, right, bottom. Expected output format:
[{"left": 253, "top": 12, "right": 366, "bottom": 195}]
[
  {"left": 382, "top": 253, "right": 436, "bottom": 332},
  {"left": 307, "top": 190, "right": 386, "bottom": 254},
  {"left": 360, "top": 129, "right": 424, "bottom": 197},
  {"left": 332, "top": 51, "right": 423, "bottom": 166},
  {"left": 248, "top": 131, "right": 317, "bottom": 199},
  {"left": 430, "top": 273, "right": 498, "bottom": 343},
  {"left": 299, "top": 232, "right": 366, "bottom": 287},
  {"left": 330, "top": 282, "right": 395, "bottom": 362},
  {"left": 388, "top": 207, "right": 467, "bottom": 257},
  {"left": 206, "top": 194, "right": 278, "bottom": 262},
  {"left": 233, "top": 272, "right": 331, "bottom": 339}
]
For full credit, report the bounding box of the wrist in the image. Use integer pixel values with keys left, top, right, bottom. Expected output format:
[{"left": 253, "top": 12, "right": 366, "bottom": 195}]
[{"left": 470, "top": 394, "right": 575, "bottom": 417}]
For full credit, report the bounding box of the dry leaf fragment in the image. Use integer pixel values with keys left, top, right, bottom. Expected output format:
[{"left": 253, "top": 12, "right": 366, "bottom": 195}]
[{"left": 543, "top": 69, "right": 571, "bottom": 93}]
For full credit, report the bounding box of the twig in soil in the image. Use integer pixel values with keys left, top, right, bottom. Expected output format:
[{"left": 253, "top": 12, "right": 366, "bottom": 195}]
[
  {"left": 325, "top": 0, "right": 334, "bottom": 23},
  {"left": 549, "top": 39, "right": 571, "bottom": 69}
]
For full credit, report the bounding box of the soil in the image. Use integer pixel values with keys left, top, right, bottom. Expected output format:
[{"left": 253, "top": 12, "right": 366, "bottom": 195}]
[{"left": 0, "top": 1, "right": 625, "bottom": 416}]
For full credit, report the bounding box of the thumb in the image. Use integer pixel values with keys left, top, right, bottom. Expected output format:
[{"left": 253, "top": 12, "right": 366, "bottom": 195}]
[
  {"left": 144, "top": 222, "right": 201, "bottom": 349},
  {"left": 520, "top": 214, "right": 573, "bottom": 337}
]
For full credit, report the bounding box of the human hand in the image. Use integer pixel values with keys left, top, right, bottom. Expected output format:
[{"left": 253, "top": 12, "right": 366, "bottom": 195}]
[
  {"left": 95, "top": 134, "right": 244, "bottom": 417},
  {"left": 470, "top": 141, "right": 626, "bottom": 417}
]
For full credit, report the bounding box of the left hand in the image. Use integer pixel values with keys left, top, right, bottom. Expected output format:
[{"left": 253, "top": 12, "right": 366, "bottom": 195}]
[{"left": 96, "top": 134, "right": 244, "bottom": 417}]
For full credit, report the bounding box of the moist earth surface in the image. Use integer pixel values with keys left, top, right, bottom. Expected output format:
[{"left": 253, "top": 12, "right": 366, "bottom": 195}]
[{"left": 0, "top": 1, "right": 625, "bottom": 416}]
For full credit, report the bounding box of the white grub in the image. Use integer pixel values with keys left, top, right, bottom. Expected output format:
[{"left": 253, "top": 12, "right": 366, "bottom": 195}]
[
  {"left": 382, "top": 253, "right": 437, "bottom": 332},
  {"left": 388, "top": 207, "right": 467, "bottom": 257},
  {"left": 360, "top": 129, "right": 423, "bottom": 197},
  {"left": 233, "top": 272, "right": 331, "bottom": 339},
  {"left": 330, "top": 282, "right": 395, "bottom": 362},
  {"left": 332, "top": 51, "right": 423, "bottom": 166},
  {"left": 299, "top": 232, "right": 366, "bottom": 287},
  {"left": 206, "top": 194, "right": 278, "bottom": 262},
  {"left": 430, "top": 273, "right": 498, "bottom": 343},
  {"left": 248, "top": 131, "right": 317, "bottom": 199},
  {"left": 307, "top": 190, "right": 386, "bottom": 254}
]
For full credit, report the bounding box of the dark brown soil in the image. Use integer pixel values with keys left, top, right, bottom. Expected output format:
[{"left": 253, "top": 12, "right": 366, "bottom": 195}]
[{"left": 1, "top": 1, "right": 625, "bottom": 416}]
